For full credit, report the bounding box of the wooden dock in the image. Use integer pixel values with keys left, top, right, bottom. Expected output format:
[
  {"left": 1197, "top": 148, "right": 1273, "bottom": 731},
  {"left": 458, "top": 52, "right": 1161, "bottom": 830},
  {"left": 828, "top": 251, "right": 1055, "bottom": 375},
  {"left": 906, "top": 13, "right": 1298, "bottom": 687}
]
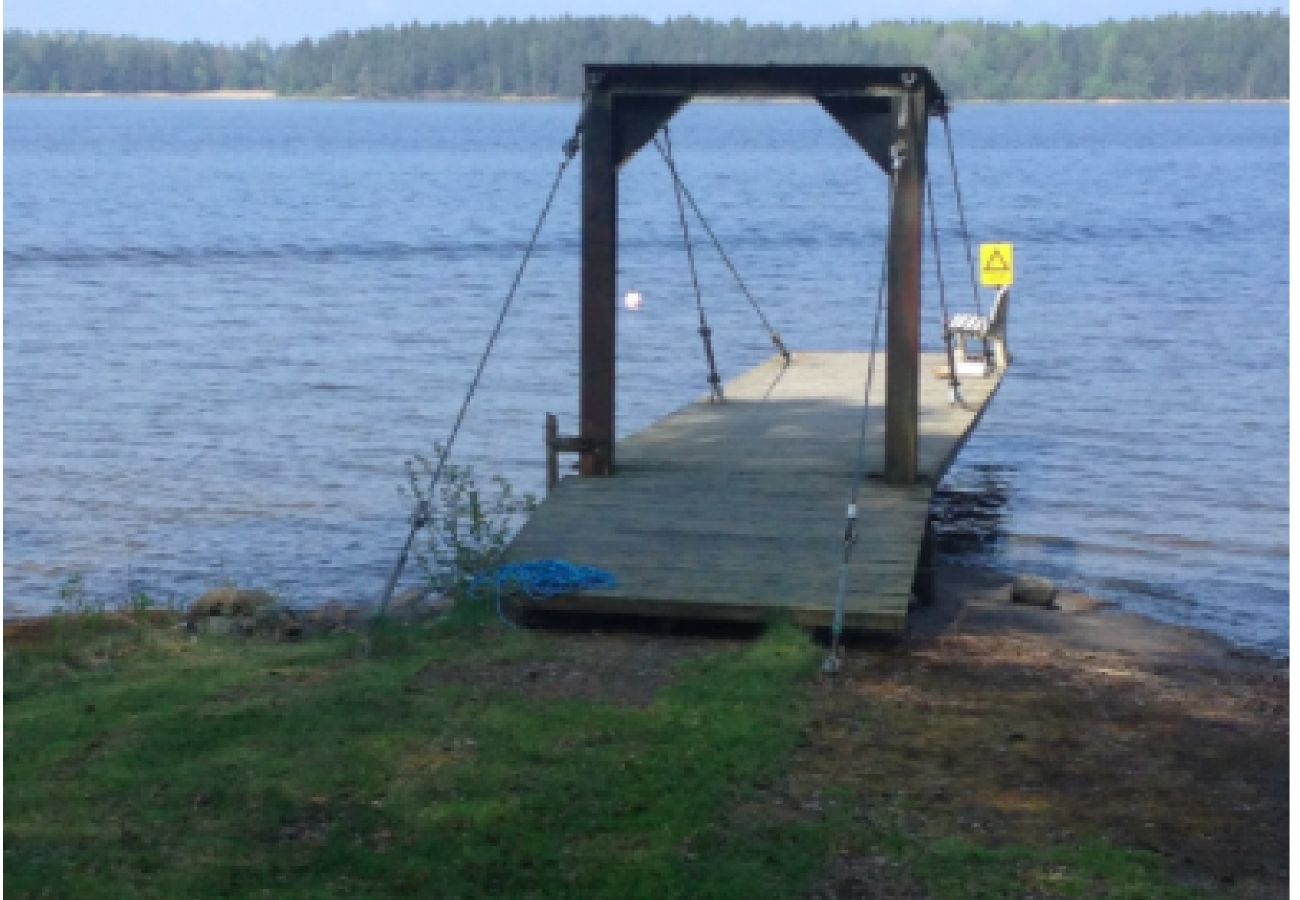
[{"left": 504, "top": 351, "right": 1003, "bottom": 634}]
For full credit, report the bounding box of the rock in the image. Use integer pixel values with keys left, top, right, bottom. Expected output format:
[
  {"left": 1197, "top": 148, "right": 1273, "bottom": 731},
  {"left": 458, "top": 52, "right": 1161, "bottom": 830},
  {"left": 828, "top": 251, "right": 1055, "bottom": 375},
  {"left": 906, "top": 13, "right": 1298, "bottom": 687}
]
[
  {"left": 1010, "top": 575, "right": 1057, "bottom": 607},
  {"left": 302, "top": 601, "right": 360, "bottom": 635},
  {"left": 253, "top": 603, "right": 289, "bottom": 626},
  {"left": 200, "top": 616, "right": 236, "bottom": 637},
  {"left": 387, "top": 584, "right": 443, "bottom": 619},
  {"left": 391, "top": 584, "right": 432, "bottom": 607},
  {"left": 248, "top": 604, "right": 308, "bottom": 640},
  {"left": 251, "top": 604, "right": 293, "bottom": 634},
  {"left": 1053, "top": 591, "right": 1109, "bottom": 614},
  {"left": 188, "top": 587, "right": 276, "bottom": 621}
]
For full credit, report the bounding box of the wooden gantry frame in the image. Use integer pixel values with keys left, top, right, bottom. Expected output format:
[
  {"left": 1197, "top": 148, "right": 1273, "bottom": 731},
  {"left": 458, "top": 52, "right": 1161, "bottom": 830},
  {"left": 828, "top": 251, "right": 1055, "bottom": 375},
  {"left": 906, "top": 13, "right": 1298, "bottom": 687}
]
[{"left": 569, "top": 63, "right": 948, "bottom": 485}]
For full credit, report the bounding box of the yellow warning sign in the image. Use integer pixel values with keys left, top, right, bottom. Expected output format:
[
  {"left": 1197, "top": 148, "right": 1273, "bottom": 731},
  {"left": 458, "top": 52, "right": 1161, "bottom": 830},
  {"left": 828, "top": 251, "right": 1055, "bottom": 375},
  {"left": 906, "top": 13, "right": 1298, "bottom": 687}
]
[{"left": 979, "top": 242, "right": 1014, "bottom": 287}]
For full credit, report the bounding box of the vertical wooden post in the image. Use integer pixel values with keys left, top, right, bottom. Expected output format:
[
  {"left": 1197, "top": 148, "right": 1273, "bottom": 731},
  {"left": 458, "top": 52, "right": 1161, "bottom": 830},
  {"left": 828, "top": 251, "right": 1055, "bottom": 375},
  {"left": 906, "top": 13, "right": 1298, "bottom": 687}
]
[
  {"left": 545, "top": 413, "right": 559, "bottom": 495},
  {"left": 885, "top": 85, "right": 927, "bottom": 485},
  {"left": 579, "top": 83, "right": 617, "bottom": 477},
  {"left": 910, "top": 517, "right": 937, "bottom": 605}
]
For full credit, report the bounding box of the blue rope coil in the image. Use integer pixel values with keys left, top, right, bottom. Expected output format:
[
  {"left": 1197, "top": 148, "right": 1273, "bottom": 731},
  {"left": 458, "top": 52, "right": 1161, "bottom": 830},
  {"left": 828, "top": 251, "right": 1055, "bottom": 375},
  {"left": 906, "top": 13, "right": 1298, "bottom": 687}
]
[
  {"left": 472, "top": 560, "right": 617, "bottom": 599},
  {"left": 470, "top": 560, "right": 617, "bottom": 624}
]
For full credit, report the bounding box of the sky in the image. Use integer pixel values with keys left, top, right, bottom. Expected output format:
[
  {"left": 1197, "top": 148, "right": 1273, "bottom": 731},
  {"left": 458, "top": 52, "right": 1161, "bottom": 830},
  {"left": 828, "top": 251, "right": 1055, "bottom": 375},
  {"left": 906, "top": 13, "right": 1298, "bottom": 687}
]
[{"left": 3, "top": 0, "right": 1288, "bottom": 44}]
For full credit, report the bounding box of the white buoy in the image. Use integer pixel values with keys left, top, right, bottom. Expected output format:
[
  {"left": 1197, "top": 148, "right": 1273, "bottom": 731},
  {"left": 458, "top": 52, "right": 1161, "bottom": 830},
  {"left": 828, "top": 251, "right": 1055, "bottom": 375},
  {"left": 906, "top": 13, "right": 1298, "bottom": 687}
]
[{"left": 623, "top": 290, "right": 643, "bottom": 311}]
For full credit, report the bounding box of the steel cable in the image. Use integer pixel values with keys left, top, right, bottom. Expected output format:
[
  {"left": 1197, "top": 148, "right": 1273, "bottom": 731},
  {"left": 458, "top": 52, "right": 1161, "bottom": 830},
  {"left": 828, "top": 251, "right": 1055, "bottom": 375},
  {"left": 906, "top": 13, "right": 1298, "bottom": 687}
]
[
  {"left": 378, "top": 127, "right": 580, "bottom": 613},
  {"left": 941, "top": 113, "right": 984, "bottom": 318},
  {"left": 660, "top": 125, "right": 724, "bottom": 403},
  {"left": 651, "top": 135, "right": 791, "bottom": 365},
  {"left": 926, "top": 171, "right": 963, "bottom": 405},
  {"left": 827, "top": 158, "right": 895, "bottom": 670}
]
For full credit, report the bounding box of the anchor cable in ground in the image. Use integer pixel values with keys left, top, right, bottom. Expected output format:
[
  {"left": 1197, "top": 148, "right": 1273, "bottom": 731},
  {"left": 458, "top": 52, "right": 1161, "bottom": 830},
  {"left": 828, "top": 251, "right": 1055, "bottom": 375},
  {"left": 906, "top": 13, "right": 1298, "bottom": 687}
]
[
  {"left": 826, "top": 153, "right": 896, "bottom": 673},
  {"left": 378, "top": 117, "right": 582, "bottom": 614}
]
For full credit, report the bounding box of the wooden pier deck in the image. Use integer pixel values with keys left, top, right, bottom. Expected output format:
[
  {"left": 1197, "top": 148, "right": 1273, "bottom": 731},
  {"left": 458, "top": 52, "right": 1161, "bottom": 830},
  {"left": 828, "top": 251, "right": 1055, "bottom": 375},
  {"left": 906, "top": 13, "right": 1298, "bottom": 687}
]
[{"left": 505, "top": 351, "right": 1003, "bottom": 633}]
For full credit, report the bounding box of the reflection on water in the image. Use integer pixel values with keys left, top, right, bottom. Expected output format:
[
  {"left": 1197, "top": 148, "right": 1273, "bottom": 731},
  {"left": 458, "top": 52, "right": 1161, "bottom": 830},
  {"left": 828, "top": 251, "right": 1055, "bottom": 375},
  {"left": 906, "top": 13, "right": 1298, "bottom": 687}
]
[{"left": 930, "top": 463, "right": 1014, "bottom": 557}]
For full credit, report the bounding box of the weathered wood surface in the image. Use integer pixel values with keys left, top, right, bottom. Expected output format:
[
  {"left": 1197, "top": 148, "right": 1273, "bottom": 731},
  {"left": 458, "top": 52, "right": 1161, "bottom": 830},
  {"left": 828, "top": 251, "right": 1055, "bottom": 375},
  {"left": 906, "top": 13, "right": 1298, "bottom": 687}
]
[{"left": 505, "top": 351, "right": 1003, "bottom": 633}]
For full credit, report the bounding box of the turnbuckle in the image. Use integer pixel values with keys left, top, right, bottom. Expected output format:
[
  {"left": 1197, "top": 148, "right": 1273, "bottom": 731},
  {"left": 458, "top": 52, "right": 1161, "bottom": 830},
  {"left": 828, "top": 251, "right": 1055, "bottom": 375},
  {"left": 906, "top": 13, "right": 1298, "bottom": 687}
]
[
  {"left": 770, "top": 332, "right": 792, "bottom": 366},
  {"left": 842, "top": 502, "right": 858, "bottom": 546}
]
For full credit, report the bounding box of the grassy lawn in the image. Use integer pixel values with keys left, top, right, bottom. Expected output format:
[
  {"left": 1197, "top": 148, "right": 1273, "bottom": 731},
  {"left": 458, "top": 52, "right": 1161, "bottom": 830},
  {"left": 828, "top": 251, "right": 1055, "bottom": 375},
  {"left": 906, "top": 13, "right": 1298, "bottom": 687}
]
[{"left": 4, "top": 606, "right": 1221, "bottom": 898}]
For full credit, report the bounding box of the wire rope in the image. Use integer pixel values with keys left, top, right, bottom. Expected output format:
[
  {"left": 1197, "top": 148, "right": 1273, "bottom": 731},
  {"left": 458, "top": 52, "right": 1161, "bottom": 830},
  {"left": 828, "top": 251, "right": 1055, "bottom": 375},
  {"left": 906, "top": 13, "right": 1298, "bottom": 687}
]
[
  {"left": 378, "top": 119, "right": 582, "bottom": 613},
  {"left": 826, "top": 154, "right": 896, "bottom": 671},
  {"left": 926, "top": 171, "right": 963, "bottom": 405},
  {"left": 651, "top": 135, "right": 791, "bottom": 366},
  {"left": 660, "top": 125, "right": 725, "bottom": 402},
  {"left": 940, "top": 112, "right": 984, "bottom": 319}
]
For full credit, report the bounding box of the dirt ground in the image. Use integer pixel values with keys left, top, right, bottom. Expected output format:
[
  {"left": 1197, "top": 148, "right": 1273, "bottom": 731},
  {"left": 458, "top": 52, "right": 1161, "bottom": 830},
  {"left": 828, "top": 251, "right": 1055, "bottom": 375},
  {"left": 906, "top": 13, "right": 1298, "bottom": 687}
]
[
  {"left": 409, "top": 627, "right": 743, "bottom": 706},
  {"left": 800, "top": 566, "right": 1289, "bottom": 898},
  {"left": 429, "top": 566, "right": 1288, "bottom": 898}
]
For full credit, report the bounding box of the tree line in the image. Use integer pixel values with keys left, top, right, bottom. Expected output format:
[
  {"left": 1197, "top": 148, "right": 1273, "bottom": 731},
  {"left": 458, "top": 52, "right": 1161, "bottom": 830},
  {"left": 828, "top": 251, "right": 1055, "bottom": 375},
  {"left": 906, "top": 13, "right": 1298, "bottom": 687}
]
[{"left": 4, "top": 13, "right": 1289, "bottom": 101}]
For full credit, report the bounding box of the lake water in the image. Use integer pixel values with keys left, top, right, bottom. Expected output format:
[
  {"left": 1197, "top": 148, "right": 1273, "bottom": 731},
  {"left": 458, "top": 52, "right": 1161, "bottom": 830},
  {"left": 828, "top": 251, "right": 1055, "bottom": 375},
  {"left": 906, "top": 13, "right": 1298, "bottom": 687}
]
[{"left": 3, "top": 98, "right": 1288, "bottom": 656}]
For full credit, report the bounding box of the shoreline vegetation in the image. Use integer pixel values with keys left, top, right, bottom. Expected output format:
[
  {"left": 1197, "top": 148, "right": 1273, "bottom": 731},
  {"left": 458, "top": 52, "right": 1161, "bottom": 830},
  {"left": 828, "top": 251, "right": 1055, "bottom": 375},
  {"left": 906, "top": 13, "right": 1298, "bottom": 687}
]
[
  {"left": 2, "top": 566, "right": 1288, "bottom": 663},
  {"left": 4, "top": 89, "right": 1288, "bottom": 105},
  {"left": 5, "top": 13, "right": 1288, "bottom": 102},
  {"left": 4, "top": 562, "right": 1285, "bottom": 897}
]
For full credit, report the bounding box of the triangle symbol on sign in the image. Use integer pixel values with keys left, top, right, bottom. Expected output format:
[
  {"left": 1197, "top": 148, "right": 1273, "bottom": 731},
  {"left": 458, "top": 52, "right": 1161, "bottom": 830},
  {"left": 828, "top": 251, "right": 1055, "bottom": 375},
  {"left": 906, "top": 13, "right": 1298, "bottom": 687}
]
[{"left": 984, "top": 250, "right": 1009, "bottom": 272}]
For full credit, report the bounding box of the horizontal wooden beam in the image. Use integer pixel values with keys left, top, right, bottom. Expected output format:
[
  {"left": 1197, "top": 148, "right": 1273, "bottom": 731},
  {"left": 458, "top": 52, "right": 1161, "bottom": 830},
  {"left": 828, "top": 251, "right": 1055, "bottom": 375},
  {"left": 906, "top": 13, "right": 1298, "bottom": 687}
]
[
  {"left": 586, "top": 63, "right": 947, "bottom": 113},
  {"left": 508, "top": 594, "right": 908, "bottom": 633}
]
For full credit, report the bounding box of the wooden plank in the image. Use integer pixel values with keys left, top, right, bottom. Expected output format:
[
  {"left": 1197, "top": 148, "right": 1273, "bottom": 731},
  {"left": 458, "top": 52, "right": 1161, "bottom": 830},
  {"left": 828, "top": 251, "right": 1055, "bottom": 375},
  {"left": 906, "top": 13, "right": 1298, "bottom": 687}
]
[
  {"left": 512, "top": 593, "right": 908, "bottom": 632},
  {"left": 575, "top": 565, "right": 919, "bottom": 595},
  {"left": 506, "top": 351, "right": 1004, "bottom": 634}
]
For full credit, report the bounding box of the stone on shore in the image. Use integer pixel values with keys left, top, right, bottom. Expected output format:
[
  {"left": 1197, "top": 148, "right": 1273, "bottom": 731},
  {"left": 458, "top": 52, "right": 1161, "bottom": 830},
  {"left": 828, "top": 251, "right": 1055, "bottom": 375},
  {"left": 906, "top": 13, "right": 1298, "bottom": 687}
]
[
  {"left": 387, "top": 584, "right": 443, "bottom": 619},
  {"left": 1011, "top": 575, "right": 1057, "bottom": 608},
  {"left": 303, "top": 601, "right": 360, "bottom": 634},
  {"left": 188, "top": 587, "right": 276, "bottom": 621},
  {"left": 252, "top": 604, "right": 302, "bottom": 639},
  {"left": 1054, "top": 591, "right": 1109, "bottom": 614},
  {"left": 199, "top": 616, "right": 236, "bottom": 636}
]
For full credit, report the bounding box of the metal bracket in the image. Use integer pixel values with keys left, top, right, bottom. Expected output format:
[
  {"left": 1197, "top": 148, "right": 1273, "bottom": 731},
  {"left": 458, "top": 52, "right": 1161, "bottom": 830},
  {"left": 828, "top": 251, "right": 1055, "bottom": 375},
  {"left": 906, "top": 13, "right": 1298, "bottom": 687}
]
[
  {"left": 546, "top": 413, "right": 592, "bottom": 494},
  {"left": 890, "top": 139, "right": 906, "bottom": 172}
]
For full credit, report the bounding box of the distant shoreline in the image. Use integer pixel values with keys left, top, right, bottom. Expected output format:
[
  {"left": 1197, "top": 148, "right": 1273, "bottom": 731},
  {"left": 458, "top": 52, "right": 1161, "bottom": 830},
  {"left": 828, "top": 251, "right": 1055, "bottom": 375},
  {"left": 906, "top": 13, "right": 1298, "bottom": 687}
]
[
  {"left": 4, "top": 90, "right": 1287, "bottom": 105},
  {"left": 6, "top": 89, "right": 280, "bottom": 101}
]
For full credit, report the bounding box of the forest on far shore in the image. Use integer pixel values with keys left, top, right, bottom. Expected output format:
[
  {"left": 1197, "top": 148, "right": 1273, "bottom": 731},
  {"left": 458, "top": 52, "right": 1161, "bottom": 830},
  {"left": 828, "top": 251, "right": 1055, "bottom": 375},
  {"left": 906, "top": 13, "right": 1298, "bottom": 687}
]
[{"left": 3, "top": 13, "right": 1289, "bottom": 101}]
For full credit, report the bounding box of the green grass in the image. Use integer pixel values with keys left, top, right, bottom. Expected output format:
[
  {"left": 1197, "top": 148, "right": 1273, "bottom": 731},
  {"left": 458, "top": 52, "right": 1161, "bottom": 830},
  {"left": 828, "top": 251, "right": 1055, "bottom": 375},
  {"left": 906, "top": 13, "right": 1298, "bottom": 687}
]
[
  {"left": 5, "top": 611, "right": 826, "bottom": 899},
  {"left": 876, "top": 832, "right": 1203, "bottom": 899},
  {"left": 5, "top": 608, "right": 1208, "bottom": 899}
]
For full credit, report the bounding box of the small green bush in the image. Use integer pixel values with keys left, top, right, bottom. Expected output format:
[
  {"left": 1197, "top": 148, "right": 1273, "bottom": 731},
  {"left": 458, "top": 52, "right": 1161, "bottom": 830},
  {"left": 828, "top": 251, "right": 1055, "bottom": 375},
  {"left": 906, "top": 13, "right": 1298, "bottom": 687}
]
[{"left": 404, "top": 447, "right": 536, "bottom": 597}]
